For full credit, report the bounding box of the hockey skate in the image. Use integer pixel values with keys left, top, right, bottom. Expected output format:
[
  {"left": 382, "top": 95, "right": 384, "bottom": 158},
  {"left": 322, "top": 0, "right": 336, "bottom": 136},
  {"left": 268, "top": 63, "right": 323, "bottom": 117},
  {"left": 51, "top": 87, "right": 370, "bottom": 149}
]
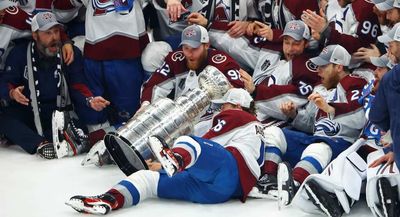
[
  {"left": 248, "top": 174, "right": 279, "bottom": 199},
  {"left": 65, "top": 193, "right": 117, "bottom": 215},
  {"left": 304, "top": 179, "right": 344, "bottom": 217},
  {"left": 52, "top": 110, "right": 89, "bottom": 158},
  {"left": 377, "top": 177, "right": 400, "bottom": 217},
  {"left": 81, "top": 140, "right": 114, "bottom": 167},
  {"left": 277, "top": 162, "right": 298, "bottom": 208},
  {"left": 37, "top": 141, "right": 57, "bottom": 159},
  {"left": 148, "top": 136, "right": 183, "bottom": 177}
]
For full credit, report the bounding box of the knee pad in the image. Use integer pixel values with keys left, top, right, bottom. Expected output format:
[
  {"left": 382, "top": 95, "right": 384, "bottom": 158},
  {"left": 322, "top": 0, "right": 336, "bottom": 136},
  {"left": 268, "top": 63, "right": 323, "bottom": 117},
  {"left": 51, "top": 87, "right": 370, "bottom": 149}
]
[
  {"left": 263, "top": 126, "right": 287, "bottom": 154},
  {"left": 301, "top": 142, "right": 333, "bottom": 169}
]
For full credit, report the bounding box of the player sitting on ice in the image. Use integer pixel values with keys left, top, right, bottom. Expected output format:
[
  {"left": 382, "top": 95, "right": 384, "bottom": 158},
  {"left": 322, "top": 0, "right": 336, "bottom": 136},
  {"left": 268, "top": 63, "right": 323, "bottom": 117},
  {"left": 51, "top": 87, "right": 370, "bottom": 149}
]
[
  {"left": 290, "top": 53, "right": 399, "bottom": 217},
  {"left": 65, "top": 88, "right": 265, "bottom": 215},
  {"left": 258, "top": 45, "right": 367, "bottom": 207}
]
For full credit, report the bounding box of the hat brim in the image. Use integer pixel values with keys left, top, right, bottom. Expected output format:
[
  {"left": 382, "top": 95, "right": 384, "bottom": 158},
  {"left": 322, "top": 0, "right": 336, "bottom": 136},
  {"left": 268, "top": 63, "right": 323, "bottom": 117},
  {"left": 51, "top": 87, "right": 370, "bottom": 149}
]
[
  {"left": 310, "top": 56, "right": 331, "bottom": 66},
  {"left": 179, "top": 40, "right": 202, "bottom": 48},
  {"left": 378, "top": 34, "right": 394, "bottom": 43},
  {"left": 370, "top": 56, "right": 388, "bottom": 67},
  {"left": 211, "top": 98, "right": 227, "bottom": 104},
  {"left": 375, "top": 2, "right": 394, "bottom": 11},
  {"left": 34, "top": 22, "right": 63, "bottom": 32},
  {"left": 280, "top": 32, "right": 304, "bottom": 41}
]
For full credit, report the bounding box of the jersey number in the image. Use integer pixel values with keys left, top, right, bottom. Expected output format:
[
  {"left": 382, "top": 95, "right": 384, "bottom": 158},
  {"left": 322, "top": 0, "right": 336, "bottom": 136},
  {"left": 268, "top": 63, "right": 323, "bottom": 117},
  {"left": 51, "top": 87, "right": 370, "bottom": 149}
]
[{"left": 360, "top": 21, "right": 379, "bottom": 38}]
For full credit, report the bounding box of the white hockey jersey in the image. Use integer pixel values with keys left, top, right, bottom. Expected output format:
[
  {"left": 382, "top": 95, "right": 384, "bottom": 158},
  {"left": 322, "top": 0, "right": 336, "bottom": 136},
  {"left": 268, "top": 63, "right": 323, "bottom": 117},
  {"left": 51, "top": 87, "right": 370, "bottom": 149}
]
[
  {"left": 203, "top": 109, "right": 264, "bottom": 201},
  {"left": 141, "top": 49, "right": 244, "bottom": 103},
  {"left": 70, "top": 0, "right": 149, "bottom": 60},
  {"left": 0, "top": 6, "right": 32, "bottom": 71},
  {"left": 313, "top": 74, "right": 367, "bottom": 143}
]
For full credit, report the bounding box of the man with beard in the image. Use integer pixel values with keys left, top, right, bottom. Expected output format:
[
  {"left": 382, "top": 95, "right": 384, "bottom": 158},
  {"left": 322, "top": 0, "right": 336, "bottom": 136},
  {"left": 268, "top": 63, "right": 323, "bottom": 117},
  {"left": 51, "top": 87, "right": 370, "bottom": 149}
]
[
  {"left": 140, "top": 24, "right": 244, "bottom": 138},
  {"left": 260, "top": 45, "right": 367, "bottom": 206},
  {"left": 141, "top": 24, "right": 244, "bottom": 108},
  {"left": 0, "top": 12, "right": 96, "bottom": 159}
]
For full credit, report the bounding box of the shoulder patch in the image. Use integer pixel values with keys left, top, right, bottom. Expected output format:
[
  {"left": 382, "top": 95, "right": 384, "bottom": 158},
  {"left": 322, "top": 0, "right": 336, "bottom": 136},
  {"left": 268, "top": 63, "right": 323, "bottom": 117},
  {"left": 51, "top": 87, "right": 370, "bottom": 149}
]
[
  {"left": 5, "top": 6, "right": 19, "bottom": 15},
  {"left": 211, "top": 53, "right": 227, "bottom": 64},
  {"left": 171, "top": 51, "right": 185, "bottom": 62},
  {"left": 306, "top": 60, "right": 318, "bottom": 72}
]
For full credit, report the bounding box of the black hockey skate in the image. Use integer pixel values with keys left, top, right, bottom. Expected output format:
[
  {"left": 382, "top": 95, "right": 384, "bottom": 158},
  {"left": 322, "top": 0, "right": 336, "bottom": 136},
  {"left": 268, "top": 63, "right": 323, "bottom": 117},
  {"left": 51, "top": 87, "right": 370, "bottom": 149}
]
[
  {"left": 377, "top": 177, "right": 400, "bottom": 217},
  {"left": 65, "top": 193, "right": 117, "bottom": 215},
  {"left": 257, "top": 174, "right": 278, "bottom": 194},
  {"left": 304, "top": 179, "right": 344, "bottom": 217},
  {"left": 277, "top": 162, "right": 298, "bottom": 208},
  {"left": 37, "top": 141, "right": 57, "bottom": 159},
  {"left": 52, "top": 110, "right": 89, "bottom": 158}
]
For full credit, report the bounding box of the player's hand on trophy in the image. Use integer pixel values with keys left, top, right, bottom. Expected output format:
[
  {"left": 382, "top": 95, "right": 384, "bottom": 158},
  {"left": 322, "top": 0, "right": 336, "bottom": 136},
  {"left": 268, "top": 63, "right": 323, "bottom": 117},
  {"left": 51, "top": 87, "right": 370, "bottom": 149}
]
[
  {"left": 146, "top": 159, "right": 162, "bottom": 171},
  {"left": 187, "top": 12, "right": 208, "bottom": 27},
  {"left": 308, "top": 92, "right": 334, "bottom": 114},
  {"left": 228, "top": 21, "right": 249, "bottom": 38},
  {"left": 239, "top": 69, "right": 256, "bottom": 94},
  {"left": 62, "top": 43, "right": 74, "bottom": 65},
  {"left": 166, "top": 0, "right": 188, "bottom": 22},
  {"left": 280, "top": 101, "right": 297, "bottom": 119},
  {"left": 254, "top": 21, "right": 273, "bottom": 41},
  {"left": 9, "top": 86, "right": 29, "bottom": 106},
  {"left": 89, "top": 96, "right": 110, "bottom": 112}
]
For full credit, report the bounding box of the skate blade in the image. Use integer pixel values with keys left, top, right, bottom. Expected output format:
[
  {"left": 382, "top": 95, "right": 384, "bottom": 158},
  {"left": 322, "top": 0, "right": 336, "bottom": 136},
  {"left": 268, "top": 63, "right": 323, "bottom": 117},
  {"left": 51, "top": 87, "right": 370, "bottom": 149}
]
[
  {"left": 277, "top": 163, "right": 290, "bottom": 209},
  {"left": 65, "top": 199, "right": 107, "bottom": 215}
]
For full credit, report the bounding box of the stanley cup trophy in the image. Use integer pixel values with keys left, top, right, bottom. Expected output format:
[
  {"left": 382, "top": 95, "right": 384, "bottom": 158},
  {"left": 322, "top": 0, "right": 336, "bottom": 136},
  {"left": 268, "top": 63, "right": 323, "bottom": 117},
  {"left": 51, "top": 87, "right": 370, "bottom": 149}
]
[{"left": 104, "top": 65, "right": 231, "bottom": 176}]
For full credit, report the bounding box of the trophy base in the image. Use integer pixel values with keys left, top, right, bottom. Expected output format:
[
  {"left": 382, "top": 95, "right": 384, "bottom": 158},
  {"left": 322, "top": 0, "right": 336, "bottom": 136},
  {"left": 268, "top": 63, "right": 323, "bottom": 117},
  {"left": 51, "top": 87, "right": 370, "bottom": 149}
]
[{"left": 104, "top": 132, "right": 149, "bottom": 176}]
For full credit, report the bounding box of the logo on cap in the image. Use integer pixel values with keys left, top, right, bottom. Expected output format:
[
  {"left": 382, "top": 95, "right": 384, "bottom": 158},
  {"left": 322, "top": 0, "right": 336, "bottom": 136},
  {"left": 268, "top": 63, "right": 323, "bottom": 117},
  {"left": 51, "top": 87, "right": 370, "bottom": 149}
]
[
  {"left": 185, "top": 29, "right": 197, "bottom": 38},
  {"left": 288, "top": 23, "right": 301, "bottom": 30}
]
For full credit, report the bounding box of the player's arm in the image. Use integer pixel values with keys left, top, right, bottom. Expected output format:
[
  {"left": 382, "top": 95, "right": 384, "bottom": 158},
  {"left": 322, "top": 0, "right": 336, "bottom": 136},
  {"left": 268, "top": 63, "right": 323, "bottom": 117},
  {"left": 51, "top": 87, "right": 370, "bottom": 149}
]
[{"left": 141, "top": 61, "right": 175, "bottom": 103}]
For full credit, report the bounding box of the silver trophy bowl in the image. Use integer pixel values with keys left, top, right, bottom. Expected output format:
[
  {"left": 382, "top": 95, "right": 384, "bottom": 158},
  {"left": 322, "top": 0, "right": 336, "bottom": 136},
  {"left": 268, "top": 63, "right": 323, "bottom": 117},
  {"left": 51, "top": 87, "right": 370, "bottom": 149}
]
[{"left": 104, "top": 65, "right": 231, "bottom": 175}]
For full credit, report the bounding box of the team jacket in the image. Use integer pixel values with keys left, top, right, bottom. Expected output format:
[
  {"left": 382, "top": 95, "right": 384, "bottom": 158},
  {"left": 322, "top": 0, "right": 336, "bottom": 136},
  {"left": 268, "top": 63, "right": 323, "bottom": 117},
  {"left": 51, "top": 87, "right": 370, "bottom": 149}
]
[
  {"left": 141, "top": 49, "right": 244, "bottom": 103},
  {"left": 203, "top": 109, "right": 264, "bottom": 201},
  {"left": 1, "top": 42, "right": 93, "bottom": 115},
  {"left": 314, "top": 74, "right": 367, "bottom": 143}
]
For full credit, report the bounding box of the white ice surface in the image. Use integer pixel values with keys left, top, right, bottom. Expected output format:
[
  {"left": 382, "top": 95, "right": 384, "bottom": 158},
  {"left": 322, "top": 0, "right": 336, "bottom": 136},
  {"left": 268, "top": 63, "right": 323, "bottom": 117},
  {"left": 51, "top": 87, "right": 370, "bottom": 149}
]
[{"left": 0, "top": 145, "right": 372, "bottom": 217}]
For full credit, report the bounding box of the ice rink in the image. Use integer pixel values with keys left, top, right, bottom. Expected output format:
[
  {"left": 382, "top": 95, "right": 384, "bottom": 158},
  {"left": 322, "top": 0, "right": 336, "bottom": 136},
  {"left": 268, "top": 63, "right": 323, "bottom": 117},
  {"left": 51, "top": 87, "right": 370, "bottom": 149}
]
[{"left": 0, "top": 144, "right": 372, "bottom": 217}]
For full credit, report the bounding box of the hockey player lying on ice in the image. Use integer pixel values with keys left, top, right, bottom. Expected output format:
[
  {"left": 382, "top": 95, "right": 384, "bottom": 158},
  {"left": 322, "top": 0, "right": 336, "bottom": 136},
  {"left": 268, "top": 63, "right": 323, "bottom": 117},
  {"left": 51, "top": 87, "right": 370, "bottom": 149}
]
[{"left": 65, "top": 88, "right": 265, "bottom": 215}]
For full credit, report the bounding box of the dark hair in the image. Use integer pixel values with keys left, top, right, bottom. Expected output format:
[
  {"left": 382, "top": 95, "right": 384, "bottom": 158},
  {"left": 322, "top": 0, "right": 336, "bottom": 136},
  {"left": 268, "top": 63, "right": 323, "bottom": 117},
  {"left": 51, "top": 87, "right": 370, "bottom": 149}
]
[{"left": 242, "top": 101, "right": 257, "bottom": 116}]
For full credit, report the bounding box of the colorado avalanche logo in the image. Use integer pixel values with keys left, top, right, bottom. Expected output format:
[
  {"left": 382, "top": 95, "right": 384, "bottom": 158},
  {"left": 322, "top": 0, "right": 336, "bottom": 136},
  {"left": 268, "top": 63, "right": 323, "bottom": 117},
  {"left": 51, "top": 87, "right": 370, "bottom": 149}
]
[
  {"left": 184, "top": 29, "right": 197, "bottom": 38},
  {"left": 5, "top": 6, "right": 19, "bottom": 15},
  {"left": 171, "top": 51, "right": 185, "bottom": 62},
  {"left": 315, "top": 118, "right": 341, "bottom": 137},
  {"left": 288, "top": 22, "right": 301, "bottom": 30},
  {"left": 306, "top": 60, "right": 318, "bottom": 72},
  {"left": 92, "top": 0, "right": 115, "bottom": 16},
  {"left": 211, "top": 54, "right": 227, "bottom": 64}
]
